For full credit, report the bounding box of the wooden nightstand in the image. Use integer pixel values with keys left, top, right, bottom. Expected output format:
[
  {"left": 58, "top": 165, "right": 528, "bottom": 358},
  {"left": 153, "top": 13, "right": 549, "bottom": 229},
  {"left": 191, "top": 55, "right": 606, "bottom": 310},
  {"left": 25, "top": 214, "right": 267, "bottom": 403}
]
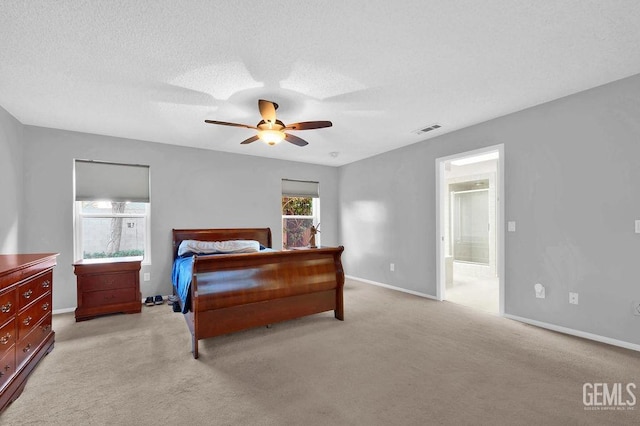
[{"left": 73, "top": 257, "right": 142, "bottom": 322}]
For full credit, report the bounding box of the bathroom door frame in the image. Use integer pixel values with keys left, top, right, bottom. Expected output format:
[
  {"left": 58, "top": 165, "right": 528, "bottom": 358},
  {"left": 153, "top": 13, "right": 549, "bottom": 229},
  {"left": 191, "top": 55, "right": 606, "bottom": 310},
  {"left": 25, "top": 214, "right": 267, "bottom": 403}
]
[{"left": 435, "top": 144, "right": 505, "bottom": 315}]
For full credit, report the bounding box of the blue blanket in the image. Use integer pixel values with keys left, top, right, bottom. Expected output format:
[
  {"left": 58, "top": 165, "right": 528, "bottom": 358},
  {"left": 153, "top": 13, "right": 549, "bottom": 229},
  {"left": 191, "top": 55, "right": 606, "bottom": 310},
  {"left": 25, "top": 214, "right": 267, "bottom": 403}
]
[{"left": 171, "top": 255, "right": 195, "bottom": 313}]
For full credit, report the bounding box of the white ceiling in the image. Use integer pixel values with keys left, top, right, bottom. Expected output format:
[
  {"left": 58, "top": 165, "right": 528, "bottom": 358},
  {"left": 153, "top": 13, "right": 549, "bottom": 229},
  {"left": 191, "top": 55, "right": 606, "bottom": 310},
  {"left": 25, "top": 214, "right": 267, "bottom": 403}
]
[{"left": 2, "top": 1, "right": 640, "bottom": 166}]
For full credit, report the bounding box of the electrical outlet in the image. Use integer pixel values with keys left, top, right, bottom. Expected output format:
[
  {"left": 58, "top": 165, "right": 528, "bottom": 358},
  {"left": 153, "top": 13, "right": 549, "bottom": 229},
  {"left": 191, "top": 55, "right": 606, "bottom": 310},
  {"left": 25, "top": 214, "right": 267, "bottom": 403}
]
[
  {"left": 390, "top": 263, "right": 395, "bottom": 272},
  {"left": 143, "top": 272, "right": 150, "bottom": 281},
  {"left": 569, "top": 292, "right": 579, "bottom": 305},
  {"left": 534, "top": 283, "right": 545, "bottom": 299},
  {"left": 632, "top": 301, "right": 640, "bottom": 316}
]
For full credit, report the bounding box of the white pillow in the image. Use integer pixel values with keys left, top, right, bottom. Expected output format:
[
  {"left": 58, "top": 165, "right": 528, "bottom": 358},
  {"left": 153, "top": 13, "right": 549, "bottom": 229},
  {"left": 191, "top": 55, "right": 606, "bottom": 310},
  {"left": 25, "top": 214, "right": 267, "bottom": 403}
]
[{"left": 178, "top": 239, "right": 260, "bottom": 256}]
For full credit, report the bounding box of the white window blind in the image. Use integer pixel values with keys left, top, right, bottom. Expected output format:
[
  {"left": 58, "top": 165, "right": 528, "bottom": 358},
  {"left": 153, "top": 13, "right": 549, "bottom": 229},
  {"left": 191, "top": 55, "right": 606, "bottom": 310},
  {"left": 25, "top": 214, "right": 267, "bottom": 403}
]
[
  {"left": 281, "top": 179, "right": 319, "bottom": 198},
  {"left": 75, "top": 160, "right": 150, "bottom": 202}
]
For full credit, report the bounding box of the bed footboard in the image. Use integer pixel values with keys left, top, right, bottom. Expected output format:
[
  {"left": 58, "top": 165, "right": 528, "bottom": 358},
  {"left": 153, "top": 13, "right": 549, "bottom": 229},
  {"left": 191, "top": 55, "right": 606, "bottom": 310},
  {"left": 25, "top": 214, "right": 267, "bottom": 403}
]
[{"left": 190, "top": 246, "right": 345, "bottom": 358}]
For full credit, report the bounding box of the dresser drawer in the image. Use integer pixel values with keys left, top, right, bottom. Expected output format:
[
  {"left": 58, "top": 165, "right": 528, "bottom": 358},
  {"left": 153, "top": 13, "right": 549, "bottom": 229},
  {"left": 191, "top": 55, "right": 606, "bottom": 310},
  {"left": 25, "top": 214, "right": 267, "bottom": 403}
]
[
  {"left": 16, "top": 314, "right": 52, "bottom": 369},
  {"left": 17, "top": 295, "right": 51, "bottom": 339},
  {"left": 81, "top": 287, "right": 137, "bottom": 308},
  {"left": 0, "top": 288, "right": 16, "bottom": 326},
  {"left": 0, "top": 255, "right": 56, "bottom": 290},
  {"left": 0, "top": 254, "right": 56, "bottom": 413},
  {"left": 0, "top": 319, "right": 16, "bottom": 357},
  {"left": 0, "top": 348, "right": 15, "bottom": 391},
  {"left": 80, "top": 272, "right": 136, "bottom": 292},
  {"left": 18, "top": 271, "right": 52, "bottom": 310}
]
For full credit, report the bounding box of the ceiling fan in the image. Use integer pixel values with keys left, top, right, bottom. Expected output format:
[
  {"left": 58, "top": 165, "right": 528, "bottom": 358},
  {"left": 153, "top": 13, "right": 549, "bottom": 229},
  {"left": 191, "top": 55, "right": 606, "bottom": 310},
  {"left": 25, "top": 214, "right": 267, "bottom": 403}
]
[{"left": 205, "top": 99, "right": 332, "bottom": 146}]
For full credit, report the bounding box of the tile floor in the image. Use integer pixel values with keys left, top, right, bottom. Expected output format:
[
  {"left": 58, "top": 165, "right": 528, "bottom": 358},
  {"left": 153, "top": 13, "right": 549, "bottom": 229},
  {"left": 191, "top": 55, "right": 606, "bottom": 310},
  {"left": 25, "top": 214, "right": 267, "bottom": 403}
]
[{"left": 445, "top": 262, "right": 499, "bottom": 314}]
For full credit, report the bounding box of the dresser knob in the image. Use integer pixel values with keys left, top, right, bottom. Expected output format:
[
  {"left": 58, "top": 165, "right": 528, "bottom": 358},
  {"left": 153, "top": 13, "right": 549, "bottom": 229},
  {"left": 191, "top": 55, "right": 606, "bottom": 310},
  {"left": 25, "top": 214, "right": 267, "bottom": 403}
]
[
  {"left": 0, "top": 302, "right": 11, "bottom": 313},
  {"left": 0, "top": 333, "right": 11, "bottom": 345},
  {"left": 42, "top": 280, "right": 50, "bottom": 288},
  {"left": 4, "top": 364, "right": 10, "bottom": 371},
  {"left": 42, "top": 302, "right": 50, "bottom": 311},
  {"left": 23, "top": 289, "right": 33, "bottom": 299},
  {"left": 23, "top": 316, "right": 32, "bottom": 326},
  {"left": 23, "top": 344, "right": 31, "bottom": 353},
  {"left": 42, "top": 324, "right": 51, "bottom": 333}
]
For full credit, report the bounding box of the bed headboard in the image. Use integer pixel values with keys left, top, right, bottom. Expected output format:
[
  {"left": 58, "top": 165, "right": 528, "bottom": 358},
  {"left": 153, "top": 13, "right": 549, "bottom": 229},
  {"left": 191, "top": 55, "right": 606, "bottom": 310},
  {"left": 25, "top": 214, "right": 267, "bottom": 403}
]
[{"left": 172, "top": 228, "right": 273, "bottom": 259}]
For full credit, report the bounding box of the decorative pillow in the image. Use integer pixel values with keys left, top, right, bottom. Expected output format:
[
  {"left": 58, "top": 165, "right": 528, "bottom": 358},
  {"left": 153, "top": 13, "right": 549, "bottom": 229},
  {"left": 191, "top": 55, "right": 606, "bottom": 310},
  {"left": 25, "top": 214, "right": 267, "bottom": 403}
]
[{"left": 178, "top": 240, "right": 260, "bottom": 256}]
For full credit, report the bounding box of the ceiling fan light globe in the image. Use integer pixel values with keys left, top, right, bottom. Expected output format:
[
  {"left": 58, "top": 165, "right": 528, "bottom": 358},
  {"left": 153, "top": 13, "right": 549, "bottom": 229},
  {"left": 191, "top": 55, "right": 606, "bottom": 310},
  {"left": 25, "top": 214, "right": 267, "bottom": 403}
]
[{"left": 259, "top": 129, "right": 286, "bottom": 145}]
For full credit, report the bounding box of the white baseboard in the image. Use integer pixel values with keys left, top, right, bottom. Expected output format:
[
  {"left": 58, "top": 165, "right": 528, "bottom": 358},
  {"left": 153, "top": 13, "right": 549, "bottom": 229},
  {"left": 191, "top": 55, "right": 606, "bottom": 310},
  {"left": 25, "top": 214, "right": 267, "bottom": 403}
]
[
  {"left": 346, "top": 275, "right": 438, "bottom": 300},
  {"left": 504, "top": 313, "right": 640, "bottom": 353}
]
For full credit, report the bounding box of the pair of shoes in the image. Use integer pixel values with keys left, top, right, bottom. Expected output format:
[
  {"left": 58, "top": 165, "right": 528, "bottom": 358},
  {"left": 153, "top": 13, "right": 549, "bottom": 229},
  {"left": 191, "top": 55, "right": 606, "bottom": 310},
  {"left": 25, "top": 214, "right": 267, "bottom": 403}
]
[
  {"left": 144, "top": 295, "right": 164, "bottom": 306},
  {"left": 172, "top": 301, "right": 181, "bottom": 312},
  {"left": 167, "top": 294, "right": 179, "bottom": 303}
]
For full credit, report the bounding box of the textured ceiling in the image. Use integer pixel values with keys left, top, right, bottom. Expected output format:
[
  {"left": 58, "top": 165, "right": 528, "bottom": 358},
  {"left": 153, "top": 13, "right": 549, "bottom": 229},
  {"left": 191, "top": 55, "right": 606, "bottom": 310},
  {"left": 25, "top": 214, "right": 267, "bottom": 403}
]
[{"left": 2, "top": 1, "right": 640, "bottom": 166}]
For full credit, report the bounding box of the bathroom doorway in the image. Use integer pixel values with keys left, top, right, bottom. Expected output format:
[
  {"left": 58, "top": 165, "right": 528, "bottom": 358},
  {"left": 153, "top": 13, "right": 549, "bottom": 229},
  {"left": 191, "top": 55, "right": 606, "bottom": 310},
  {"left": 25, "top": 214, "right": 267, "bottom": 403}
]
[{"left": 436, "top": 145, "right": 504, "bottom": 314}]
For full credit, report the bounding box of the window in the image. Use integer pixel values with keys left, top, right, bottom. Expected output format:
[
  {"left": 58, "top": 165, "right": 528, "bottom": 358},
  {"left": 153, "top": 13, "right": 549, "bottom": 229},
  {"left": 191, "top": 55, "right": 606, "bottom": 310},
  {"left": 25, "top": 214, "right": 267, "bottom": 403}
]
[
  {"left": 74, "top": 160, "right": 150, "bottom": 263},
  {"left": 75, "top": 201, "right": 149, "bottom": 260},
  {"left": 281, "top": 179, "right": 320, "bottom": 249}
]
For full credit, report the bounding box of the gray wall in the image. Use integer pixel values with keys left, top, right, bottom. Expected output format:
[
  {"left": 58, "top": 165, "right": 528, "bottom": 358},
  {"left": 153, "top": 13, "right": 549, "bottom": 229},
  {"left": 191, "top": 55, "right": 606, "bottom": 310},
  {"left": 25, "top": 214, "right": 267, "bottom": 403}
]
[
  {"left": 21, "top": 127, "right": 339, "bottom": 311},
  {"left": 0, "top": 105, "right": 23, "bottom": 253},
  {"left": 5, "top": 73, "right": 640, "bottom": 345},
  {"left": 339, "top": 73, "right": 640, "bottom": 346}
]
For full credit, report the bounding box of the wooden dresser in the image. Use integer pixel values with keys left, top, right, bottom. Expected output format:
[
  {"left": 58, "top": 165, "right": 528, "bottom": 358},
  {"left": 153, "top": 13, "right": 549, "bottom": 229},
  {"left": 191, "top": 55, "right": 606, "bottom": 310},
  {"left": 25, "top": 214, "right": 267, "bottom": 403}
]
[
  {"left": 0, "top": 253, "right": 57, "bottom": 412},
  {"left": 73, "top": 257, "right": 142, "bottom": 322}
]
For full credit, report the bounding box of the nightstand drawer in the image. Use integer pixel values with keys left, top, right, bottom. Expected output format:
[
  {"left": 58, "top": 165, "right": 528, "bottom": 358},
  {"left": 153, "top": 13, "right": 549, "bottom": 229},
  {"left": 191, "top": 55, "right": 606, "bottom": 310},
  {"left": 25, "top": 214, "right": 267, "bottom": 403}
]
[
  {"left": 0, "top": 288, "right": 16, "bottom": 325},
  {"left": 80, "top": 272, "right": 136, "bottom": 292},
  {"left": 17, "top": 296, "right": 51, "bottom": 339},
  {"left": 18, "top": 271, "right": 52, "bottom": 310},
  {"left": 81, "top": 288, "right": 137, "bottom": 308},
  {"left": 73, "top": 257, "right": 141, "bottom": 321}
]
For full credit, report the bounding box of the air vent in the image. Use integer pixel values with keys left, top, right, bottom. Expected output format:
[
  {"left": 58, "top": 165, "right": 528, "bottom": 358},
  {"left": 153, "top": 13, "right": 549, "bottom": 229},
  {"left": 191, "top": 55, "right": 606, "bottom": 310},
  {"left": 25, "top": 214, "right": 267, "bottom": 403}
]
[{"left": 413, "top": 124, "right": 441, "bottom": 135}]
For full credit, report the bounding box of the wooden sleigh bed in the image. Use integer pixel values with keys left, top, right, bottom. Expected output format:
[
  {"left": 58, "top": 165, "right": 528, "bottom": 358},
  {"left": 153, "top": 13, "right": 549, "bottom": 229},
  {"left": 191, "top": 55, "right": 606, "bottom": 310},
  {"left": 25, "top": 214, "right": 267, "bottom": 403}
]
[{"left": 171, "top": 228, "right": 345, "bottom": 358}]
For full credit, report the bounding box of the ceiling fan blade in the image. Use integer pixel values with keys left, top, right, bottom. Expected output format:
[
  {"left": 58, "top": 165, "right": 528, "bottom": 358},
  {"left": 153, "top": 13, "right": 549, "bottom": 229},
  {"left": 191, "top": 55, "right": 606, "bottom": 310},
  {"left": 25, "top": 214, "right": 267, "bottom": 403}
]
[
  {"left": 204, "top": 120, "right": 256, "bottom": 129},
  {"left": 258, "top": 99, "right": 278, "bottom": 126},
  {"left": 240, "top": 135, "right": 260, "bottom": 145},
  {"left": 285, "top": 121, "right": 333, "bottom": 130},
  {"left": 284, "top": 133, "right": 309, "bottom": 147}
]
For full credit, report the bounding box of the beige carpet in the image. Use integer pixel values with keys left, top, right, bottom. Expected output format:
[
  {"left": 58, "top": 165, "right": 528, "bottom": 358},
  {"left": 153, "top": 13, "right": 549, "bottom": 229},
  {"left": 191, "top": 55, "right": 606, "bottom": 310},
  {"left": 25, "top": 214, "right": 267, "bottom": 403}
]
[{"left": 2, "top": 279, "right": 639, "bottom": 425}]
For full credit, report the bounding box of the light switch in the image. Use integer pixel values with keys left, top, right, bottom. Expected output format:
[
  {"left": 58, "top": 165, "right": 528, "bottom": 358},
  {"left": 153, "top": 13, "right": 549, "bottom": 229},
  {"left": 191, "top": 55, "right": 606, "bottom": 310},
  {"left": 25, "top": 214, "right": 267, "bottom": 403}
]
[{"left": 508, "top": 221, "right": 516, "bottom": 232}]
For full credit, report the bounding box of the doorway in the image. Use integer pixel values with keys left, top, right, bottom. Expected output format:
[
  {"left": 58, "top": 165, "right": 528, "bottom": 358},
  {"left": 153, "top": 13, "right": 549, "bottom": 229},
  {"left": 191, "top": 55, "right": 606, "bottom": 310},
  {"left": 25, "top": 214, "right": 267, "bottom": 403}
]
[{"left": 436, "top": 145, "right": 504, "bottom": 315}]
